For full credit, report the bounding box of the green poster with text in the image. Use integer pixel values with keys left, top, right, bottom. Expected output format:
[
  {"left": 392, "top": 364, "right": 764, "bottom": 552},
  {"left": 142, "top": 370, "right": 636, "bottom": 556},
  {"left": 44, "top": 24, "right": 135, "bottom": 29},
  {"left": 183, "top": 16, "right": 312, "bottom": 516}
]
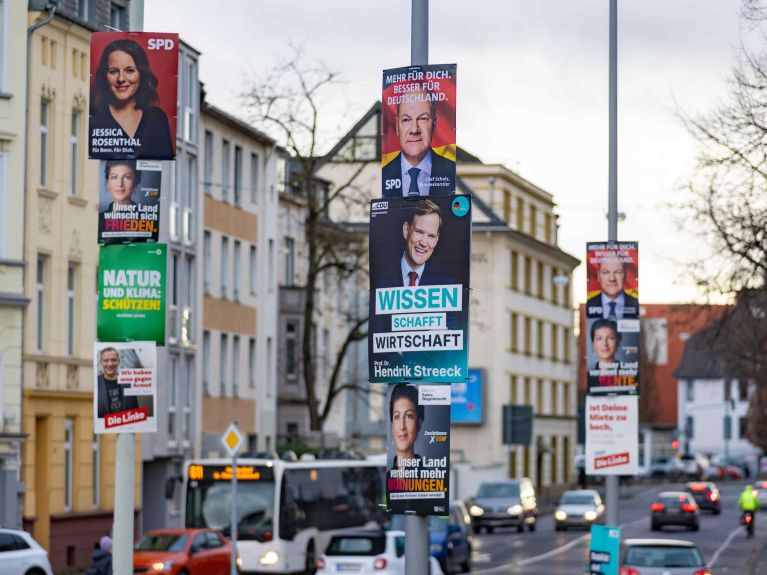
[{"left": 97, "top": 244, "right": 167, "bottom": 344}]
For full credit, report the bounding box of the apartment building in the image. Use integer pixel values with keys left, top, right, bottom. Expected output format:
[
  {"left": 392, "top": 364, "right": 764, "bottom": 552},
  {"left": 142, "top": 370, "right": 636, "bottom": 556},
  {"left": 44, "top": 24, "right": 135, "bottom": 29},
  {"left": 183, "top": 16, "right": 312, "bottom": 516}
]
[
  {"left": 0, "top": 0, "right": 31, "bottom": 530},
  {"left": 199, "top": 102, "right": 279, "bottom": 457},
  {"left": 22, "top": 3, "right": 139, "bottom": 571}
]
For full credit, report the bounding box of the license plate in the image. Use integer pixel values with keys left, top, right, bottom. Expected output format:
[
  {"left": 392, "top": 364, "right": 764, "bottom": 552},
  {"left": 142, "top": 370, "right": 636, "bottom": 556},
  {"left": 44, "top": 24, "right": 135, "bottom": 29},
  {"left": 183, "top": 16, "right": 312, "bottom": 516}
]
[{"left": 337, "top": 564, "right": 362, "bottom": 571}]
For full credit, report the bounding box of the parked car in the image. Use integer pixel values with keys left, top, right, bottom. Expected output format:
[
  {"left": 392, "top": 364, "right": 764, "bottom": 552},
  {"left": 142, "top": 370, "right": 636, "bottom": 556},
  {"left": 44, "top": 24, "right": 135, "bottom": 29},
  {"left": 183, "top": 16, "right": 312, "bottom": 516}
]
[
  {"left": 554, "top": 489, "right": 605, "bottom": 531},
  {"left": 649, "top": 457, "right": 684, "bottom": 480},
  {"left": 0, "top": 528, "right": 53, "bottom": 575},
  {"left": 133, "top": 528, "right": 237, "bottom": 575},
  {"left": 650, "top": 492, "right": 700, "bottom": 532},
  {"left": 680, "top": 454, "right": 710, "bottom": 479},
  {"left": 620, "top": 538, "right": 713, "bottom": 575},
  {"left": 467, "top": 478, "right": 538, "bottom": 533},
  {"left": 390, "top": 501, "right": 472, "bottom": 573},
  {"left": 684, "top": 482, "right": 721, "bottom": 515},
  {"left": 754, "top": 480, "right": 767, "bottom": 509},
  {"left": 316, "top": 530, "right": 443, "bottom": 574}
]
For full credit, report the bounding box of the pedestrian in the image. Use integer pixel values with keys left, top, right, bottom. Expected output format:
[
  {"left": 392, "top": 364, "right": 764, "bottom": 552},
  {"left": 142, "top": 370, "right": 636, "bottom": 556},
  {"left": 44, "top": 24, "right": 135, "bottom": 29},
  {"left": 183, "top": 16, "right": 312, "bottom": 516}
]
[{"left": 86, "top": 535, "right": 113, "bottom": 575}]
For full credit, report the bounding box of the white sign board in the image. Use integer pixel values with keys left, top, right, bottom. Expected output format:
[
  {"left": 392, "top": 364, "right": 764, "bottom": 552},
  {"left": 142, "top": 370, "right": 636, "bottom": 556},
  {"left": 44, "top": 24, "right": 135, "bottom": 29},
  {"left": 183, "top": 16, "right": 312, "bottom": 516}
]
[
  {"left": 586, "top": 395, "right": 638, "bottom": 475},
  {"left": 221, "top": 422, "right": 245, "bottom": 458}
]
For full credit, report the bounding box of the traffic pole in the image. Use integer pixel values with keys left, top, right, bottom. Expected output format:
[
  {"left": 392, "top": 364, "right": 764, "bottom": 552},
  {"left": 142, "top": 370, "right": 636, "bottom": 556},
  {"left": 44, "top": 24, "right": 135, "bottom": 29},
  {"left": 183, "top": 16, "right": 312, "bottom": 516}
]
[
  {"left": 405, "top": 1, "right": 431, "bottom": 574},
  {"left": 230, "top": 455, "right": 238, "bottom": 575},
  {"left": 605, "top": 0, "right": 620, "bottom": 528}
]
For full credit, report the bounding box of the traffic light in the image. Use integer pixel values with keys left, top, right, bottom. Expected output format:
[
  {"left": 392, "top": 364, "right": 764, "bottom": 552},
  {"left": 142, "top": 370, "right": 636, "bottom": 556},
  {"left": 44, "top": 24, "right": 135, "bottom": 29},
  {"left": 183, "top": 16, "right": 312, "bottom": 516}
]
[{"left": 671, "top": 439, "right": 680, "bottom": 450}]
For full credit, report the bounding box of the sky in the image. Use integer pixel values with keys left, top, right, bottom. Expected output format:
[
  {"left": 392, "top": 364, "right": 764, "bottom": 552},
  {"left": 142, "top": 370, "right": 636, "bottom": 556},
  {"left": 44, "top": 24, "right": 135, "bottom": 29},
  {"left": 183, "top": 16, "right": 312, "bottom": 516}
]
[{"left": 146, "top": 0, "right": 749, "bottom": 305}]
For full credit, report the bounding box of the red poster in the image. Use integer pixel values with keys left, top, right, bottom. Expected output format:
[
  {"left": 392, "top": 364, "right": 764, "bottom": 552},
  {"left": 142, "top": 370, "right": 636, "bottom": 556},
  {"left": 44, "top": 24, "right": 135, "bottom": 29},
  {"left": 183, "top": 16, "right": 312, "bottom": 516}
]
[{"left": 89, "top": 32, "right": 178, "bottom": 160}]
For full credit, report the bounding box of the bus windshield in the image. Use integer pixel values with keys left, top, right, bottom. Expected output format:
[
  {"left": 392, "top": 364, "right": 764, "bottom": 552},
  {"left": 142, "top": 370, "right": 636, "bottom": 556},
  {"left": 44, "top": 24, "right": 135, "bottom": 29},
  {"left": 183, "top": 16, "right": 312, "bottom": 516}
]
[{"left": 186, "top": 479, "right": 276, "bottom": 542}]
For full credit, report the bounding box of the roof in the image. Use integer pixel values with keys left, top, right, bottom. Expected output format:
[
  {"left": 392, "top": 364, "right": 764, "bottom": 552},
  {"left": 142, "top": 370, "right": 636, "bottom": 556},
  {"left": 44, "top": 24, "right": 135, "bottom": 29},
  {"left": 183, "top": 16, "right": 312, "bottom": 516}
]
[{"left": 202, "top": 102, "right": 277, "bottom": 147}]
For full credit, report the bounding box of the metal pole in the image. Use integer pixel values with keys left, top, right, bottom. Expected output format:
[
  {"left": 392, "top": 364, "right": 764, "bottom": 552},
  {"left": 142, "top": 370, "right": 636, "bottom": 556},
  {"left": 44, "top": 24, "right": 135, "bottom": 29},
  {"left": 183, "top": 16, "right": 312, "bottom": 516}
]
[
  {"left": 605, "top": 0, "right": 620, "bottom": 528},
  {"left": 230, "top": 457, "right": 238, "bottom": 575},
  {"left": 406, "top": 1, "right": 430, "bottom": 574},
  {"left": 113, "top": 4, "right": 144, "bottom": 573}
]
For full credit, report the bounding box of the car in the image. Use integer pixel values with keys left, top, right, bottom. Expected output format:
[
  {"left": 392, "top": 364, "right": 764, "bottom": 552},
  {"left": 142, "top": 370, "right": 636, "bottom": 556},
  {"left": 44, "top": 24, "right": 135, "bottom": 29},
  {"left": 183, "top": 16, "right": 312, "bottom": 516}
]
[
  {"left": 650, "top": 492, "right": 700, "bottom": 531},
  {"left": 390, "top": 501, "right": 472, "bottom": 573},
  {"left": 620, "top": 538, "right": 713, "bottom": 575},
  {"left": 554, "top": 489, "right": 605, "bottom": 531},
  {"left": 680, "top": 454, "right": 710, "bottom": 480},
  {"left": 133, "top": 528, "right": 237, "bottom": 575},
  {"left": 0, "top": 528, "right": 53, "bottom": 575},
  {"left": 649, "top": 457, "right": 684, "bottom": 480},
  {"left": 316, "top": 530, "right": 443, "bottom": 574},
  {"left": 754, "top": 480, "right": 767, "bottom": 509},
  {"left": 684, "top": 482, "right": 721, "bottom": 514},
  {"left": 467, "top": 478, "right": 538, "bottom": 533}
]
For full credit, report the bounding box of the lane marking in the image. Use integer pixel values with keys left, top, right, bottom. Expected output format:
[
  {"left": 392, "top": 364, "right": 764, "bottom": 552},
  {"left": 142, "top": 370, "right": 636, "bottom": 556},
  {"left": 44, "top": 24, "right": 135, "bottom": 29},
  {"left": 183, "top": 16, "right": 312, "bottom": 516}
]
[{"left": 707, "top": 525, "right": 744, "bottom": 568}]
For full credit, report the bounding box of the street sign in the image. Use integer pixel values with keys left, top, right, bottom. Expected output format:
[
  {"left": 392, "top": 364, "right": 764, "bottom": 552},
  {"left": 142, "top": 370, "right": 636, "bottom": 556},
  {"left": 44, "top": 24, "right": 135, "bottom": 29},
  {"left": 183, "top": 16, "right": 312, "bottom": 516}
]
[
  {"left": 502, "top": 405, "right": 533, "bottom": 445},
  {"left": 221, "top": 422, "right": 244, "bottom": 458}
]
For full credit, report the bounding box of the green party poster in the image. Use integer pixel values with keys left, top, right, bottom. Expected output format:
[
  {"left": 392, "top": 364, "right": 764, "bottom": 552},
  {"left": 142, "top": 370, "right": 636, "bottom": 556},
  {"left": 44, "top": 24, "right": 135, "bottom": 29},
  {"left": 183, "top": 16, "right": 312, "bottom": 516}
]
[{"left": 97, "top": 244, "right": 167, "bottom": 344}]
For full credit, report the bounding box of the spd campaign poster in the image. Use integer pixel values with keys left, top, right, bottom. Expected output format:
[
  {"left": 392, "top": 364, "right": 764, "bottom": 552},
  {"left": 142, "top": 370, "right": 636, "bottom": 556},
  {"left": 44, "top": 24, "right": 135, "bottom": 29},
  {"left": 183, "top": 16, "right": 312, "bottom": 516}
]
[
  {"left": 386, "top": 383, "right": 451, "bottom": 516},
  {"left": 585, "top": 395, "right": 638, "bottom": 476},
  {"left": 89, "top": 31, "right": 178, "bottom": 160},
  {"left": 93, "top": 341, "right": 157, "bottom": 434},
  {"left": 589, "top": 524, "right": 620, "bottom": 575},
  {"left": 381, "top": 64, "right": 456, "bottom": 197},
  {"left": 98, "top": 160, "right": 162, "bottom": 244},
  {"left": 97, "top": 244, "right": 167, "bottom": 344},
  {"left": 368, "top": 195, "right": 471, "bottom": 384},
  {"left": 586, "top": 241, "right": 640, "bottom": 396}
]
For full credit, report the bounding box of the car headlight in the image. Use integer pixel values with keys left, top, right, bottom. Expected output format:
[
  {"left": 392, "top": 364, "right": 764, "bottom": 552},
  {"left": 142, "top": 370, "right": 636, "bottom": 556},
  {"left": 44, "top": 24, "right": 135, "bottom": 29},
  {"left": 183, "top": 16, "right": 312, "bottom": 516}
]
[
  {"left": 469, "top": 505, "right": 484, "bottom": 516},
  {"left": 554, "top": 510, "right": 567, "bottom": 521},
  {"left": 259, "top": 550, "right": 280, "bottom": 566},
  {"left": 507, "top": 504, "right": 523, "bottom": 515},
  {"left": 430, "top": 543, "right": 443, "bottom": 553},
  {"left": 150, "top": 560, "right": 173, "bottom": 572},
  {"left": 584, "top": 511, "right": 598, "bottom": 521},
  {"left": 236, "top": 557, "right": 242, "bottom": 568}
]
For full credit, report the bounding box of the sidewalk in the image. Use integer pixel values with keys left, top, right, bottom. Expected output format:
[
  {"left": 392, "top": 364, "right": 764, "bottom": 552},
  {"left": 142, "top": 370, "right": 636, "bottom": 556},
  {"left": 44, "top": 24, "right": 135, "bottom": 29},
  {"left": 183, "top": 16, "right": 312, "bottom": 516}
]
[{"left": 745, "top": 533, "right": 767, "bottom": 575}]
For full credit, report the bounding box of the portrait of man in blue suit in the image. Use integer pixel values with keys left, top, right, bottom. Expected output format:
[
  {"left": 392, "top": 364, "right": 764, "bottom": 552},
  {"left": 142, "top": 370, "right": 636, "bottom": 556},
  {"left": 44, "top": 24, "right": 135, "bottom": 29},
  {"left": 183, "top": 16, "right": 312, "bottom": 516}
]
[{"left": 586, "top": 260, "right": 639, "bottom": 319}]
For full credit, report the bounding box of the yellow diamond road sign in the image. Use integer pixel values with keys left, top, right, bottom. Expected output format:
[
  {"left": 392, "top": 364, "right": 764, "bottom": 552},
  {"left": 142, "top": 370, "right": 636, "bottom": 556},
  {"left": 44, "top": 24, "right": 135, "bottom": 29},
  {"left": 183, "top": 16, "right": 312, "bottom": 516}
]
[{"left": 221, "top": 422, "right": 244, "bottom": 458}]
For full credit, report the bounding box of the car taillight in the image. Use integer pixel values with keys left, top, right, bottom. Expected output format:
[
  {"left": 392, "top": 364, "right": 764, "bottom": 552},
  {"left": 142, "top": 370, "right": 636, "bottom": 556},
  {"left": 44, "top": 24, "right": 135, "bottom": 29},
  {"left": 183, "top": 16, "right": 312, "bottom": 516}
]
[
  {"left": 682, "top": 503, "right": 697, "bottom": 513},
  {"left": 374, "top": 557, "right": 387, "bottom": 570},
  {"left": 693, "top": 569, "right": 713, "bottom": 575},
  {"left": 707, "top": 492, "right": 718, "bottom": 501},
  {"left": 316, "top": 557, "right": 325, "bottom": 570},
  {"left": 651, "top": 503, "right": 665, "bottom": 512},
  {"left": 619, "top": 568, "right": 640, "bottom": 575}
]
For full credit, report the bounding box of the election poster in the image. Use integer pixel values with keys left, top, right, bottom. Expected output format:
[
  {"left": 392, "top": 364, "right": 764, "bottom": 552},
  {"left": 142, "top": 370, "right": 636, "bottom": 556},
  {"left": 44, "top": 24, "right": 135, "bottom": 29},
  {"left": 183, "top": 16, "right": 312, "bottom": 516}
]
[
  {"left": 585, "top": 395, "right": 639, "bottom": 475},
  {"left": 589, "top": 524, "right": 620, "bottom": 575},
  {"left": 97, "top": 244, "right": 167, "bottom": 344},
  {"left": 450, "top": 368, "right": 483, "bottom": 425},
  {"left": 98, "top": 160, "right": 162, "bottom": 244},
  {"left": 368, "top": 195, "right": 471, "bottom": 384},
  {"left": 381, "top": 63, "right": 456, "bottom": 197},
  {"left": 386, "top": 383, "right": 451, "bottom": 516},
  {"left": 586, "top": 241, "right": 640, "bottom": 396},
  {"left": 89, "top": 31, "right": 178, "bottom": 160},
  {"left": 93, "top": 341, "right": 157, "bottom": 434}
]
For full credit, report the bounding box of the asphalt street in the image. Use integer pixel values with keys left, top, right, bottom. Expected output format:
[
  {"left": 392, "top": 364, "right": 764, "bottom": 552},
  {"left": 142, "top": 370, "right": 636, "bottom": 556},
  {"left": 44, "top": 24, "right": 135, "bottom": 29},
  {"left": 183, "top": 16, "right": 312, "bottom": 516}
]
[{"left": 464, "top": 479, "right": 766, "bottom": 574}]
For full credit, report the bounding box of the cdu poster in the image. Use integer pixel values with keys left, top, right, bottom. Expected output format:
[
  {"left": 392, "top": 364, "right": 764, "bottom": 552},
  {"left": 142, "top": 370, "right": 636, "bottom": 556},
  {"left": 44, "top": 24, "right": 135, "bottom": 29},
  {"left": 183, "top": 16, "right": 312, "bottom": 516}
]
[
  {"left": 89, "top": 31, "right": 178, "bottom": 160},
  {"left": 368, "top": 195, "right": 471, "bottom": 384},
  {"left": 381, "top": 64, "right": 456, "bottom": 197},
  {"left": 386, "top": 383, "right": 451, "bottom": 516},
  {"left": 586, "top": 242, "right": 640, "bottom": 395},
  {"left": 97, "top": 244, "right": 167, "bottom": 344},
  {"left": 98, "top": 160, "right": 162, "bottom": 244}
]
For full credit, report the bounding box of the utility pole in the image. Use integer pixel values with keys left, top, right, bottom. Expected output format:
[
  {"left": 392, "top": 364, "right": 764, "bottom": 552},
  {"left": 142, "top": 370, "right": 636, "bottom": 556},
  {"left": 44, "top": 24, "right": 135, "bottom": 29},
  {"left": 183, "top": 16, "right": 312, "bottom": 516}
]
[
  {"left": 405, "top": 1, "right": 430, "bottom": 574},
  {"left": 605, "top": 0, "right": 620, "bottom": 528}
]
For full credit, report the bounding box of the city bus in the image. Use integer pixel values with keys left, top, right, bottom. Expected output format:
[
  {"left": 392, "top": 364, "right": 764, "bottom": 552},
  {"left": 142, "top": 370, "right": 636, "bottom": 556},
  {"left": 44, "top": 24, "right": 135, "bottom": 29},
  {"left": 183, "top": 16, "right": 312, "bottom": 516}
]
[{"left": 183, "top": 456, "right": 386, "bottom": 573}]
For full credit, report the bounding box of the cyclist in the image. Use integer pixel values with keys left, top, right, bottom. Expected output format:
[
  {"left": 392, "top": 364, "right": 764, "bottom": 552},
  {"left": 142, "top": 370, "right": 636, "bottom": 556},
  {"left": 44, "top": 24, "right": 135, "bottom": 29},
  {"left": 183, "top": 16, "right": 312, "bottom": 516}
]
[{"left": 738, "top": 484, "right": 759, "bottom": 537}]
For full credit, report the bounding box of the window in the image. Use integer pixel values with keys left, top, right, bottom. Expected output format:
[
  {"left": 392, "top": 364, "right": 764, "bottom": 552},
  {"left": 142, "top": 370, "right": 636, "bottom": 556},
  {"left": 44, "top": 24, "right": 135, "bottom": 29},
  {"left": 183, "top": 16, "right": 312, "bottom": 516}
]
[
  {"left": 550, "top": 323, "right": 558, "bottom": 361},
  {"left": 233, "top": 336, "right": 240, "bottom": 397},
  {"left": 268, "top": 239, "right": 274, "bottom": 287},
  {"left": 40, "top": 101, "right": 49, "bottom": 187},
  {"left": 524, "top": 317, "right": 531, "bottom": 355},
  {"left": 249, "top": 245, "right": 257, "bottom": 294},
  {"left": 284, "top": 237, "right": 295, "bottom": 286},
  {"left": 92, "top": 434, "right": 100, "bottom": 508},
  {"left": 529, "top": 204, "right": 537, "bottom": 237},
  {"left": 276, "top": 156, "right": 287, "bottom": 193},
  {"left": 510, "top": 251, "right": 518, "bottom": 291},
  {"left": 66, "top": 264, "right": 76, "bottom": 355},
  {"left": 250, "top": 152, "right": 260, "bottom": 204},
  {"left": 524, "top": 377, "right": 531, "bottom": 404},
  {"left": 724, "top": 380, "right": 732, "bottom": 402},
  {"left": 524, "top": 256, "right": 531, "bottom": 295},
  {"left": 739, "top": 416, "right": 748, "bottom": 439},
  {"left": 516, "top": 197, "right": 524, "bottom": 230},
  {"left": 536, "top": 380, "right": 544, "bottom": 413},
  {"left": 109, "top": 3, "right": 126, "bottom": 29},
  {"left": 537, "top": 262, "right": 544, "bottom": 299},
  {"left": 182, "top": 56, "right": 197, "bottom": 143},
  {"left": 220, "top": 236, "right": 229, "bottom": 298},
  {"left": 739, "top": 379, "right": 749, "bottom": 401},
  {"left": 234, "top": 145, "right": 242, "bottom": 205},
  {"left": 182, "top": 255, "right": 194, "bottom": 343},
  {"left": 221, "top": 140, "right": 230, "bottom": 201},
  {"left": 510, "top": 375, "right": 518, "bottom": 403},
  {"left": 168, "top": 355, "right": 178, "bottom": 440},
  {"left": 233, "top": 240, "right": 241, "bottom": 300},
  {"left": 544, "top": 213, "right": 553, "bottom": 243},
  {"left": 685, "top": 381, "right": 694, "bottom": 402},
  {"left": 204, "top": 131, "right": 213, "bottom": 194},
  {"left": 203, "top": 231, "right": 211, "bottom": 293},
  {"left": 249, "top": 337, "right": 256, "bottom": 388},
  {"left": 503, "top": 191, "right": 511, "bottom": 222},
  {"left": 70, "top": 112, "right": 79, "bottom": 196},
  {"left": 183, "top": 356, "right": 193, "bottom": 443},
  {"left": 36, "top": 255, "right": 46, "bottom": 352},
  {"left": 510, "top": 313, "right": 518, "bottom": 352},
  {"left": 168, "top": 252, "right": 179, "bottom": 342},
  {"left": 563, "top": 382, "right": 571, "bottom": 415},
  {"left": 551, "top": 268, "right": 560, "bottom": 305},
  {"left": 64, "top": 418, "right": 74, "bottom": 511},
  {"left": 77, "top": 0, "right": 89, "bottom": 20},
  {"left": 562, "top": 326, "right": 571, "bottom": 363},
  {"left": 219, "top": 334, "right": 228, "bottom": 396},
  {"left": 551, "top": 381, "right": 558, "bottom": 415},
  {"left": 202, "top": 331, "right": 210, "bottom": 395},
  {"left": 685, "top": 415, "right": 694, "bottom": 439},
  {"left": 537, "top": 320, "right": 544, "bottom": 358},
  {"left": 183, "top": 156, "right": 197, "bottom": 244},
  {"left": 285, "top": 321, "right": 298, "bottom": 379}
]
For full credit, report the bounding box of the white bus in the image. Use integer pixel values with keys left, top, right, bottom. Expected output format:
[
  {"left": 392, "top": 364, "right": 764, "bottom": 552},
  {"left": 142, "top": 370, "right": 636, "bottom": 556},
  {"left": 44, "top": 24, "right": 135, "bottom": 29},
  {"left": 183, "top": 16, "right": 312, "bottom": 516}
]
[{"left": 183, "top": 457, "right": 386, "bottom": 573}]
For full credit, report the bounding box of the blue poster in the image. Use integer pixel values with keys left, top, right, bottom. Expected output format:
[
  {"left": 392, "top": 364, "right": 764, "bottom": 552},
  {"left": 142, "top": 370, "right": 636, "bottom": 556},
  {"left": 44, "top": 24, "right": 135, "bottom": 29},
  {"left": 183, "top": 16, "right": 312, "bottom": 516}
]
[
  {"left": 589, "top": 524, "right": 620, "bottom": 575},
  {"left": 451, "top": 369, "right": 482, "bottom": 424}
]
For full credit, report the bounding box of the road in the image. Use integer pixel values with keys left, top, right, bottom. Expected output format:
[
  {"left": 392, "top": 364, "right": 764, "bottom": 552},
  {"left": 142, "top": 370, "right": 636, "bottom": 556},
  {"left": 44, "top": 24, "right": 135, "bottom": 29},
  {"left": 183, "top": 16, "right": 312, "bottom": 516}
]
[{"left": 464, "top": 479, "right": 766, "bottom": 574}]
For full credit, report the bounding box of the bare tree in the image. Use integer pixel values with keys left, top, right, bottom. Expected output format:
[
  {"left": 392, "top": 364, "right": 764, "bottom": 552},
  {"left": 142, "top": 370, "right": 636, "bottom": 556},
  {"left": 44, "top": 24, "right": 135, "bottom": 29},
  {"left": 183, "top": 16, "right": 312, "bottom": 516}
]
[{"left": 242, "top": 49, "right": 374, "bottom": 433}]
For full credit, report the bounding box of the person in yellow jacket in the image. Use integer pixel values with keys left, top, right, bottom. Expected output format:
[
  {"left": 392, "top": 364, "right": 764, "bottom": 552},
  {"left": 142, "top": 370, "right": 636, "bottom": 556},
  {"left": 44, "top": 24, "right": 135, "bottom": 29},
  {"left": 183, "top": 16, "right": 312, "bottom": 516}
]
[{"left": 738, "top": 485, "right": 759, "bottom": 536}]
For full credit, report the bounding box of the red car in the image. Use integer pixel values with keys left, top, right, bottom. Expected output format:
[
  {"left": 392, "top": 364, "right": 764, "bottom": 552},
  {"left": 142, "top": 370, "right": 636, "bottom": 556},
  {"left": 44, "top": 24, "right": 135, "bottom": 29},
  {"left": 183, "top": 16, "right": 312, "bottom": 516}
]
[{"left": 133, "top": 528, "right": 237, "bottom": 575}]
